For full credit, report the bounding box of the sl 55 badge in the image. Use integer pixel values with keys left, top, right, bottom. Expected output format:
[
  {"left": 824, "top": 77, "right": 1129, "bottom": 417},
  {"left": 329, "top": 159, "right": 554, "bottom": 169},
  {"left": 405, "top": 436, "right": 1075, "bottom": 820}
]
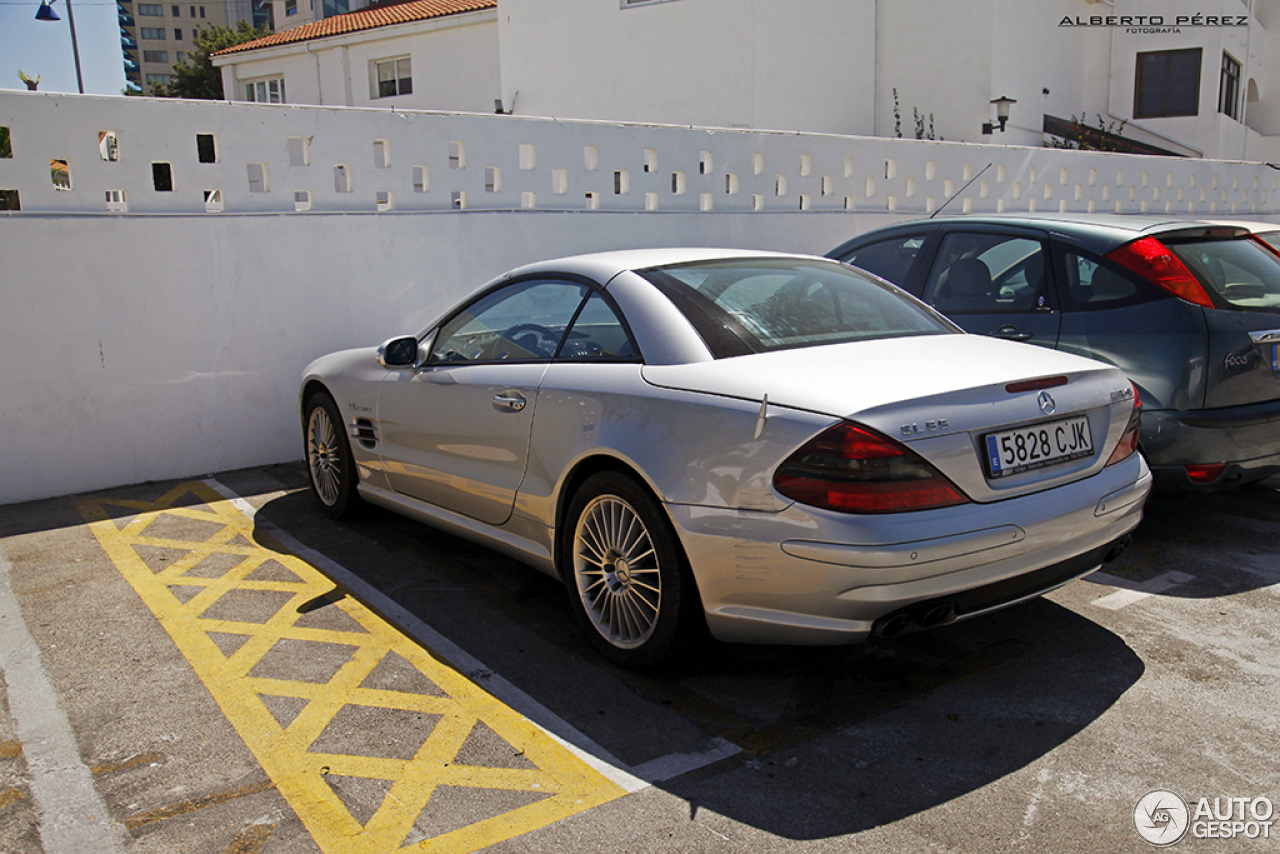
[{"left": 901, "top": 419, "right": 949, "bottom": 436}]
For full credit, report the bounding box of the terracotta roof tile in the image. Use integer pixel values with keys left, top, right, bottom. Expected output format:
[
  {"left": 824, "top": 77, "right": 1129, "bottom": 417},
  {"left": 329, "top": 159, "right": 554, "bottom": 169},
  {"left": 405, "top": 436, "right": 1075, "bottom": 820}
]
[{"left": 214, "top": 0, "right": 496, "bottom": 55}]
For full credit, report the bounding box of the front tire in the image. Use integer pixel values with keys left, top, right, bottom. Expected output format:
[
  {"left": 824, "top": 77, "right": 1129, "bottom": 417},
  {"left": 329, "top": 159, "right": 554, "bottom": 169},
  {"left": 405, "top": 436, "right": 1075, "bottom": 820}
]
[
  {"left": 563, "top": 472, "right": 703, "bottom": 669},
  {"left": 304, "top": 392, "right": 361, "bottom": 519}
]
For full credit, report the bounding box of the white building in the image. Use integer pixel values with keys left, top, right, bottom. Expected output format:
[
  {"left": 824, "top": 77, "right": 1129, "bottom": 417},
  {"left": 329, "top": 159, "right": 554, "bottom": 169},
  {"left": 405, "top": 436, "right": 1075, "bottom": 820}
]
[{"left": 213, "top": 0, "right": 1280, "bottom": 161}]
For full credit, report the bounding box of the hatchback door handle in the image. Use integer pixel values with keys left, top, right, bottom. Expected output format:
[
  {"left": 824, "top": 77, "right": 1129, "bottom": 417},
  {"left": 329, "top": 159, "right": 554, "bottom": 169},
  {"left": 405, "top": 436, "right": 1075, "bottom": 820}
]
[
  {"left": 493, "top": 393, "right": 527, "bottom": 412},
  {"left": 991, "top": 325, "right": 1033, "bottom": 342}
]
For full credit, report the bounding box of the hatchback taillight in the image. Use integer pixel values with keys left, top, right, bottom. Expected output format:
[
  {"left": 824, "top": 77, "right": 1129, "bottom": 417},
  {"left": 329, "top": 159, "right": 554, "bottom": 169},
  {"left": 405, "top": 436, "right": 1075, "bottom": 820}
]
[
  {"left": 773, "top": 422, "right": 969, "bottom": 513},
  {"left": 1105, "top": 383, "right": 1142, "bottom": 467},
  {"left": 1104, "top": 236, "right": 1214, "bottom": 308}
]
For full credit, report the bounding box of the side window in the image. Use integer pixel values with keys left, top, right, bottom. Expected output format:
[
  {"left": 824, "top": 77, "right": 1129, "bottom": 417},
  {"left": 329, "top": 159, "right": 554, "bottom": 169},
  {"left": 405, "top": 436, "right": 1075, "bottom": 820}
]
[
  {"left": 429, "top": 279, "right": 590, "bottom": 364},
  {"left": 1054, "top": 246, "right": 1158, "bottom": 311},
  {"left": 922, "top": 233, "right": 1049, "bottom": 314},
  {"left": 559, "top": 292, "right": 638, "bottom": 361},
  {"left": 836, "top": 234, "right": 925, "bottom": 286}
]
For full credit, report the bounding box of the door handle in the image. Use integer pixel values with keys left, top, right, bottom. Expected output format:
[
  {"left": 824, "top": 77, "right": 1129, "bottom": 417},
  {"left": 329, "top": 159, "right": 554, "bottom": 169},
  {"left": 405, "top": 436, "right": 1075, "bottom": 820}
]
[
  {"left": 990, "top": 325, "right": 1033, "bottom": 342},
  {"left": 493, "top": 393, "right": 527, "bottom": 412}
]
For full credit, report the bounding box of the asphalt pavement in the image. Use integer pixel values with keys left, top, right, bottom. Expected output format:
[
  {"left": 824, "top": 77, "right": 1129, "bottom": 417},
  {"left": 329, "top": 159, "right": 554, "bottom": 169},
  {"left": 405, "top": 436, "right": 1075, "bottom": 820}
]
[{"left": 0, "top": 463, "right": 1277, "bottom": 853}]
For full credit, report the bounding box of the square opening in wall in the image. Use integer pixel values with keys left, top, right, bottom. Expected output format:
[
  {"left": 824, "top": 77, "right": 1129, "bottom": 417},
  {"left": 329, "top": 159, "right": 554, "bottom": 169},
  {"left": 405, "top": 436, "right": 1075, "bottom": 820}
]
[
  {"left": 0, "top": 127, "right": 11, "bottom": 158},
  {"left": 203, "top": 189, "right": 224, "bottom": 212},
  {"left": 373, "top": 139, "right": 390, "bottom": 168},
  {"left": 99, "top": 131, "right": 120, "bottom": 161},
  {"left": 247, "top": 162, "right": 269, "bottom": 192},
  {"left": 449, "top": 141, "right": 465, "bottom": 170},
  {"left": 288, "top": 136, "right": 311, "bottom": 166},
  {"left": 376, "top": 191, "right": 393, "bottom": 211},
  {"left": 196, "top": 133, "right": 217, "bottom": 163},
  {"left": 485, "top": 166, "right": 501, "bottom": 192},
  {"left": 51, "top": 159, "right": 72, "bottom": 190},
  {"left": 152, "top": 162, "right": 173, "bottom": 192},
  {"left": 294, "top": 190, "right": 312, "bottom": 211},
  {"left": 334, "top": 164, "right": 352, "bottom": 193},
  {"left": 105, "top": 189, "right": 128, "bottom": 211},
  {"left": 413, "top": 165, "right": 428, "bottom": 193},
  {"left": 0, "top": 189, "right": 21, "bottom": 210}
]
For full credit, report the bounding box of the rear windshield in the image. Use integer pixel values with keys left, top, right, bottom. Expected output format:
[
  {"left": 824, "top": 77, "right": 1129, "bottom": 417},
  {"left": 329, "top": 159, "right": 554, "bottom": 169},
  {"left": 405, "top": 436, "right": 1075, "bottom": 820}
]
[
  {"left": 640, "top": 258, "right": 957, "bottom": 358},
  {"left": 1167, "top": 237, "right": 1280, "bottom": 311}
]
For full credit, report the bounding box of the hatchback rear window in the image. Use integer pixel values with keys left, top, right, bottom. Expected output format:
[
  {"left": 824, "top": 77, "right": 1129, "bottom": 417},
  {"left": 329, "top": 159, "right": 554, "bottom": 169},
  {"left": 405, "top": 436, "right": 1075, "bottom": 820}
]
[
  {"left": 641, "top": 258, "right": 957, "bottom": 358},
  {"left": 1168, "top": 237, "right": 1280, "bottom": 310}
]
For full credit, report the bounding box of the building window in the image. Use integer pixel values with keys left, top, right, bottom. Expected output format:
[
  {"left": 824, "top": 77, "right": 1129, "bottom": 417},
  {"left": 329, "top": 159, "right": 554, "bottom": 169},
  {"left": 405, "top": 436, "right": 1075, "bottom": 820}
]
[
  {"left": 244, "top": 77, "right": 286, "bottom": 103},
  {"left": 138, "top": 3, "right": 163, "bottom": 14},
  {"left": 285, "top": 0, "right": 297, "bottom": 15},
  {"left": 374, "top": 57, "right": 411, "bottom": 98},
  {"left": 1135, "top": 48, "right": 1202, "bottom": 118},
  {"left": 1219, "top": 51, "right": 1242, "bottom": 121},
  {"left": 174, "top": 27, "right": 182, "bottom": 39},
  {"left": 146, "top": 74, "right": 172, "bottom": 86},
  {"left": 171, "top": 4, "right": 179, "bottom": 15},
  {"left": 143, "top": 50, "right": 168, "bottom": 62},
  {"left": 140, "top": 27, "right": 165, "bottom": 39},
  {"left": 176, "top": 51, "right": 185, "bottom": 62}
]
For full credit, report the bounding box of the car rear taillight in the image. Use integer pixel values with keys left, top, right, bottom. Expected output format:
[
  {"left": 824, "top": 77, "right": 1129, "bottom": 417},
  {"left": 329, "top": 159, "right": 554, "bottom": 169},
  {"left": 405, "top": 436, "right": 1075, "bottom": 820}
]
[
  {"left": 1104, "top": 236, "right": 1215, "bottom": 308},
  {"left": 1105, "top": 383, "right": 1142, "bottom": 467},
  {"left": 773, "top": 422, "right": 969, "bottom": 513}
]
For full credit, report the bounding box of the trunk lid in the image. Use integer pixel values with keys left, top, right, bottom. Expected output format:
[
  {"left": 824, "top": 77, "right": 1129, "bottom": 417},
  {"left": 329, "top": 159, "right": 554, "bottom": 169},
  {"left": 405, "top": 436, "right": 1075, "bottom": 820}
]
[
  {"left": 642, "top": 334, "right": 1137, "bottom": 500},
  {"left": 1164, "top": 234, "right": 1280, "bottom": 409}
]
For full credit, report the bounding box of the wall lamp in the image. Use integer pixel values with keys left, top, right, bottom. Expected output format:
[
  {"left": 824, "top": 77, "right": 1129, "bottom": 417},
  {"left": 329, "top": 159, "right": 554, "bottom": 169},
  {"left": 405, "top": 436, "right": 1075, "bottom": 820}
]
[
  {"left": 34, "top": 0, "right": 84, "bottom": 94},
  {"left": 982, "top": 96, "right": 1016, "bottom": 134}
]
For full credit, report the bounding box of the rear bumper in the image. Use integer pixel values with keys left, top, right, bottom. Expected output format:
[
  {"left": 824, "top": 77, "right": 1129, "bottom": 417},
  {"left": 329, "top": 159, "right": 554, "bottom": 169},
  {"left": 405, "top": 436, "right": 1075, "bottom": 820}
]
[
  {"left": 668, "top": 456, "right": 1152, "bottom": 645},
  {"left": 1141, "top": 404, "right": 1280, "bottom": 489}
]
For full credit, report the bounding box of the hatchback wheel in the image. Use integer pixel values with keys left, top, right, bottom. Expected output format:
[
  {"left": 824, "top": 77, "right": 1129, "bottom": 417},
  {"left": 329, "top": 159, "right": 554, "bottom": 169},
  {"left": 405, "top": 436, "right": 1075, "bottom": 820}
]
[
  {"left": 564, "top": 472, "right": 702, "bottom": 668},
  {"left": 304, "top": 392, "right": 361, "bottom": 519}
]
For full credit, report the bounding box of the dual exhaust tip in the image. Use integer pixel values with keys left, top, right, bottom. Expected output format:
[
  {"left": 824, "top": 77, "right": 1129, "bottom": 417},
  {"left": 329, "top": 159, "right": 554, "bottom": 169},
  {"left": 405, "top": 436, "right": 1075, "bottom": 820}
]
[
  {"left": 871, "top": 535, "right": 1133, "bottom": 639},
  {"left": 873, "top": 602, "right": 956, "bottom": 638}
]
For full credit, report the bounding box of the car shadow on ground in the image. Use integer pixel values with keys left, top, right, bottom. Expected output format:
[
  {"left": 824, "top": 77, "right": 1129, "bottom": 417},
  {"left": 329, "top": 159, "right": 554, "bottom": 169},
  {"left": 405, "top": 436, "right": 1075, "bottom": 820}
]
[
  {"left": 251, "top": 474, "right": 1144, "bottom": 840},
  {"left": 1107, "top": 479, "right": 1280, "bottom": 599}
]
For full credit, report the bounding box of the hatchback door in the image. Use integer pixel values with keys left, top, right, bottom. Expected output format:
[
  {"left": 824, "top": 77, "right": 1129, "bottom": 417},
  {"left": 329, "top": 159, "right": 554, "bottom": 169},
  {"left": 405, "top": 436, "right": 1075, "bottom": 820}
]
[
  {"left": 1163, "top": 235, "right": 1280, "bottom": 409},
  {"left": 916, "top": 227, "right": 1062, "bottom": 348}
]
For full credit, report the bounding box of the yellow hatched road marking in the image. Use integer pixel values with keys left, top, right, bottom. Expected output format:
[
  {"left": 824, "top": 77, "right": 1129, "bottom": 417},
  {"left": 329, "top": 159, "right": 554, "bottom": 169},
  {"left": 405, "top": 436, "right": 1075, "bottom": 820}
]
[{"left": 77, "top": 482, "right": 624, "bottom": 853}]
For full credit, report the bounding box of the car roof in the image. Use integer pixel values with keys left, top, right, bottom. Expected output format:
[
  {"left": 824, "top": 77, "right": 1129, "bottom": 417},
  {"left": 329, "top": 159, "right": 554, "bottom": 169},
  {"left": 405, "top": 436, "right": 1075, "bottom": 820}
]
[
  {"left": 832, "top": 212, "right": 1280, "bottom": 255},
  {"left": 498, "top": 247, "right": 820, "bottom": 283}
]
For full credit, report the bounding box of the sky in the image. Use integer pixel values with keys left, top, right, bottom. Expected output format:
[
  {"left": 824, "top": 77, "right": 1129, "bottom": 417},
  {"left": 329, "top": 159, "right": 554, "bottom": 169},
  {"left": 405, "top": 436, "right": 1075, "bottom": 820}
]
[{"left": 0, "top": 0, "right": 130, "bottom": 96}]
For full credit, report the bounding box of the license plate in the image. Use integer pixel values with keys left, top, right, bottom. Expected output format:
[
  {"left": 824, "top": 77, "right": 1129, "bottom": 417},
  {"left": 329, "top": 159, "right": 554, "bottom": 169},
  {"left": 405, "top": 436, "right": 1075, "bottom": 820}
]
[{"left": 984, "top": 416, "right": 1093, "bottom": 479}]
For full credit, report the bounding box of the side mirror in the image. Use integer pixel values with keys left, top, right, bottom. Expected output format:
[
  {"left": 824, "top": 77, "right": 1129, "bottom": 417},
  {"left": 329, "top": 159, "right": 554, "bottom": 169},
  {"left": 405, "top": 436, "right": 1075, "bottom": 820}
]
[{"left": 378, "top": 335, "right": 420, "bottom": 368}]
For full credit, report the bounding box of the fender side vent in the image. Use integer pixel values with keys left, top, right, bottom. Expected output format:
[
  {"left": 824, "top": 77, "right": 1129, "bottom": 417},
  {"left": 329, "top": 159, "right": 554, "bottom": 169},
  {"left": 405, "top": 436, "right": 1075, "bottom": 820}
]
[{"left": 353, "top": 418, "right": 378, "bottom": 450}]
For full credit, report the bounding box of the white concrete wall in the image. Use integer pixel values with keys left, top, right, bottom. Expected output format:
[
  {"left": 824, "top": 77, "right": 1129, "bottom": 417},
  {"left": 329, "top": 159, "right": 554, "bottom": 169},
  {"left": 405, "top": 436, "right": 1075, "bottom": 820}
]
[{"left": 3, "top": 90, "right": 1280, "bottom": 505}]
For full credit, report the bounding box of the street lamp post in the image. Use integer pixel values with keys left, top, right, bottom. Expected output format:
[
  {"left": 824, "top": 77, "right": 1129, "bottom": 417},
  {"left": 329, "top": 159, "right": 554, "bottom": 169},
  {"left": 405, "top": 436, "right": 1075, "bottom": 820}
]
[{"left": 34, "top": 0, "right": 85, "bottom": 94}]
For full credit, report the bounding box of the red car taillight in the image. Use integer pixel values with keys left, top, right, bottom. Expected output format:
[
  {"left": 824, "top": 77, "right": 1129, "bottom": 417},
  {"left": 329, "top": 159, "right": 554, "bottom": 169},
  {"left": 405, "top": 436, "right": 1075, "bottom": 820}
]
[
  {"left": 1105, "top": 383, "right": 1142, "bottom": 467},
  {"left": 773, "top": 422, "right": 969, "bottom": 514},
  {"left": 1104, "top": 236, "right": 1215, "bottom": 308}
]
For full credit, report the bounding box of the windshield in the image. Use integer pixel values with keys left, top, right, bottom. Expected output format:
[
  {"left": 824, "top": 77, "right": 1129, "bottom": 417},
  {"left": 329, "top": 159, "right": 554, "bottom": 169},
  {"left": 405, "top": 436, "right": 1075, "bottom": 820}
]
[
  {"left": 641, "top": 258, "right": 957, "bottom": 358},
  {"left": 1167, "top": 237, "right": 1280, "bottom": 311}
]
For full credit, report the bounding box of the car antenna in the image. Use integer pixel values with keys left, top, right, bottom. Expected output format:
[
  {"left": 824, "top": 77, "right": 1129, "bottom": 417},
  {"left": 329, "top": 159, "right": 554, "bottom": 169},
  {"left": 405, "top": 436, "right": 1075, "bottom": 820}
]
[{"left": 929, "top": 163, "right": 993, "bottom": 219}]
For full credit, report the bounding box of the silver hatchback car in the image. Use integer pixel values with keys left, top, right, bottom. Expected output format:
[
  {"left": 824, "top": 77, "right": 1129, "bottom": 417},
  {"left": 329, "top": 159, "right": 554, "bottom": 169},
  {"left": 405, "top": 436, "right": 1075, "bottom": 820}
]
[{"left": 301, "top": 249, "right": 1150, "bottom": 667}]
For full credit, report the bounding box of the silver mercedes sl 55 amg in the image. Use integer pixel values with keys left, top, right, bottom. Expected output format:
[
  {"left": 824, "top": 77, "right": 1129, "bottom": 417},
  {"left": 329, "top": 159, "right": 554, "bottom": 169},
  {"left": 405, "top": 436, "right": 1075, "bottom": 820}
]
[{"left": 300, "top": 248, "right": 1152, "bottom": 668}]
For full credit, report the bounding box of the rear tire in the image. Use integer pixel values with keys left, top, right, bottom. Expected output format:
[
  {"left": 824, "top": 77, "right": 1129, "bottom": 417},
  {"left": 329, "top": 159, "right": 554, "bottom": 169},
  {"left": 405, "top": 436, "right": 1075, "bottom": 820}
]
[
  {"left": 563, "top": 472, "right": 704, "bottom": 669},
  {"left": 303, "top": 392, "right": 362, "bottom": 519}
]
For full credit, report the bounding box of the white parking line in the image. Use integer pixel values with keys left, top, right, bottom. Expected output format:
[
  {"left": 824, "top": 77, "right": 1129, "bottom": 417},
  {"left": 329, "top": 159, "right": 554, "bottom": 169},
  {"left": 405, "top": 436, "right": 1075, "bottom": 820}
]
[
  {"left": 0, "top": 546, "right": 128, "bottom": 854},
  {"left": 1089, "top": 570, "right": 1196, "bottom": 610}
]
